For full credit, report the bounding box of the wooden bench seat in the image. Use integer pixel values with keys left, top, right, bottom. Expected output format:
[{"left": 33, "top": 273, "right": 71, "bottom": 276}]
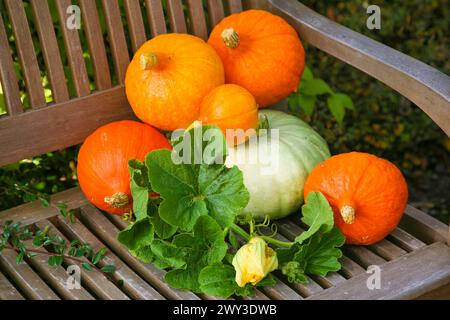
[
  {"left": 0, "top": 187, "right": 448, "bottom": 300},
  {"left": 0, "top": 0, "right": 449, "bottom": 300}
]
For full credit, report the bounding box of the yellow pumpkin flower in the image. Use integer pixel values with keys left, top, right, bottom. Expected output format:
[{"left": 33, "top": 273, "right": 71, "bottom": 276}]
[{"left": 232, "top": 237, "right": 278, "bottom": 287}]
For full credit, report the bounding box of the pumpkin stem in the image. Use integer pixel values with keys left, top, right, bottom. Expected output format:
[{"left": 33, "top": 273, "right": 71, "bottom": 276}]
[
  {"left": 140, "top": 52, "right": 159, "bottom": 70},
  {"left": 221, "top": 28, "right": 240, "bottom": 49},
  {"left": 104, "top": 192, "right": 129, "bottom": 209},
  {"left": 340, "top": 205, "right": 355, "bottom": 224}
]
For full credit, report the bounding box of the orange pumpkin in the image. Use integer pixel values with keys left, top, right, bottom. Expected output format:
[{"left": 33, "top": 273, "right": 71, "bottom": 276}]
[
  {"left": 77, "top": 120, "right": 171, "bottom": 215},
  {"left": 125, "top": 33, "right": 225, "bottom": 131},
  {"left": 192, "top": 84, "right": 258, "bottom": 146},
  {"left": 208, "top": 9, "right": 305, "bottom": 107},
  {"left": 304, "top": 152, "right": 408, "bottom": 245}
]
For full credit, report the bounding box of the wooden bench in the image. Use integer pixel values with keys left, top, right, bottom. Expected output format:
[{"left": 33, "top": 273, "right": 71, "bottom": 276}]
[{"left": 0, "top": 0, "right": 449, "bottom": 300}]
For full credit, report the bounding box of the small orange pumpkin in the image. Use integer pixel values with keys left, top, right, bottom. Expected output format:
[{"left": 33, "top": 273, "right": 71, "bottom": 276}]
[
  {"left": 77, "top": 121, "right": 171, "bottom": 215},
  {"left": 208, "top": 9, "right": 305, "bottom": 107},
  {"left": 304, "top": 152, "right": 408, "bottom": 245},
  {"left": 191, "top": 84, "right": 258, "bottom": 145},
  {"left": 125, "top": 33, "right": 225, "bottom": 131}
]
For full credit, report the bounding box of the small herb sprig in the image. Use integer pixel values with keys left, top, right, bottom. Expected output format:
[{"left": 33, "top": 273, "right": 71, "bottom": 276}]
[{"left": 0, "top": 220, "right": 115, "bottom": 274}]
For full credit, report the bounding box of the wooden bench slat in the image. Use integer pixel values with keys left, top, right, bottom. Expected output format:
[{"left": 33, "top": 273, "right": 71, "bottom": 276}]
[
  {"left": 225, "top": 0, "right": 243, "bottom": 13},
  {"left": 79, "top": 0, "right": 112, "bottom": 90},
  {"left": 78, "top": 205, "right": 201, "bottom": 300},
  {"left": 0, "top": 13, "right": 23, "bottom": 115},
  {"left": 401, "top": 205, "right": 449, "bottom": 244},
  {"left": 369, "top": 239, "right": 408, "bottom": 261},
  {"left": 145, "top": 0, "right": 167, "bottom": 37},
  {"left": 206, "top": 0, "right": 225, "bottom": 27},
  {"left": 0, "top": 272, "right": 25, "bottom": 300},
  {"left": 309, "top": 242, "right": 450, "bottom": 300},
  {"left": 186, "top": 0, "right": 208, "bottom": 40},
  {"left": 53, "top": 215, "right": 165, "bottom": 300},
  {"left": 5, "top": 0, "right": 46, "bottom": 108},
  {"left": 30, "top": 0, "right": 70, "bottom": 103},
  {"left": 388, "top": 228, "right": 426, "bottom": 252},
  {"left": 35, "top": 220, "right": 130, "bottom": 300},
  {"left": 101, "top": 0, "right": 130, "bottom": 84},
  {"left": 22, "top": 240, "right": 95, "bottom": 300},
  {"left": 123, "top": 0, "right": 147, "bottom": 52},
  {"left": 0, "top": 187, "right": 87, "bottom": 227},
  {"left": 167, "top": 0, "right": 187, "bottom": 33},
  {"left": 55, "top": 0, "right": 91, "bottom": 97},
  {"left": 0, "top": 86, "right": 134, "bottom": 167},
  {"left": 0, "top": 249, "right": 59, "bottom": 300},
  {"left": 343, "top": 245, "right": 386, "bottom": 268}
]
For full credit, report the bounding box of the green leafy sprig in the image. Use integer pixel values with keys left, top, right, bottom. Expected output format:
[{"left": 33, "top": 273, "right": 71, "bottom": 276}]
[
  {"left": 0, "top": 220, "right": 115, "bottom": 274},
  {"left": 288, "top": 66, "right": 354, "bottom": 124}
]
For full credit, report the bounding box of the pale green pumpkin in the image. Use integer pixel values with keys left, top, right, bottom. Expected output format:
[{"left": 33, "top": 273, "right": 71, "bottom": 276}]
[{"left": 226, "top": 110, "right": 330, "bottom": 220}]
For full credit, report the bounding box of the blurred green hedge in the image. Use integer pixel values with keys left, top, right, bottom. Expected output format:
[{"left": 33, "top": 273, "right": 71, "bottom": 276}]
[{"left": 0, "top": 0, "right": 448, "bottom": 223}]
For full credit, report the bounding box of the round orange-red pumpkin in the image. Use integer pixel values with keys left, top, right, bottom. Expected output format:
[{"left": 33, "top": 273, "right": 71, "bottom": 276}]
[
  {"left": 304, "top": 152, "right": 408, "bottom": 245},
  {"left": 208, "top": 9, "right": 305, "bottom": 107},
  {"left": 77, "top": 120, "right": 171, "bottom": 215}
]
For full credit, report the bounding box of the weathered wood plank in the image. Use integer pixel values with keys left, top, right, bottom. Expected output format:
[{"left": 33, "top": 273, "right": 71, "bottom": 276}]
[
  {"left": 35, "top": 220, "right": 130, "bottom": 300},
  {"left": 0, "top": 86, "right": 135, "bottom": 167},
  {"left": 400, "top": 205, "right": 449, "bottom": 244},
  {"left": 226, "top": 0, "right": 243, "bottom": 13},
  {"left": 0, "top": 187, "right": 87, "bottom": 227},
  {"left": 55, "top": 0, "right": 91, "bottom": 97},
  {"left": 5, "top": 0, "right": 46, "bottom": 108},
  {"left": 343, "top": 245, "right": 386, "bottom": 268},
  {"left": 123, "top": 0, "right": 147, "bottom": 52},
  {"left": 309, "top": 242, "right": 450, "bottom": 300},
  {"left": 101, "top": 0, "right": 130, "bottom": 84},
  {"left": 22, "top": 241, "right": 95, "bottom": 300},
  {"left": 0, "top": 13, "right": 22, "bottom": 115},
  {"left": 0, "top": 272, "right": 24, "bottom": 300},
  {"left": 167, "top": 0, "right": 187, "bottom": 33},
  {"left": 78, "top": 205, "right": 201, "bottom": 300},
  {"left": 30, "top": 0, "right": 70, "bottom": 103},
  {"left": 79, "top": 0, "right": 112, "bottom": 90},
  {"left": 206, "top": 0, "right": 225, "bottom": 27},
  {"left": 369, "top": 239, "right": 407, "bottom": 261},
  {"left": 388, "top": 228, "right": 426, "bottom": 252},
  {"left": 53, "top": 215, "right": 165, "bottom": 300},
  {"left": 0, "top": 249, "right": 59, "bottom": 300},
  {"left": 145, "top": 0, "right": 167, "bottom": 37},
  {"left": 186, "top": 0, "right": 208, "bottom": 39}
]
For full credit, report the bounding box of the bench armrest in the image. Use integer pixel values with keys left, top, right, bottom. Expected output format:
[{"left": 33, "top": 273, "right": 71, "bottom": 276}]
[{"left": 247, "top": 0, "right": 450, "bottom": 137}]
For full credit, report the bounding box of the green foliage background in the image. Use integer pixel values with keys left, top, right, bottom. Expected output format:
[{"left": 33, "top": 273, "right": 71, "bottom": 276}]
[{"left": 0, "top": 0, "right": 448, "bottom": 223}]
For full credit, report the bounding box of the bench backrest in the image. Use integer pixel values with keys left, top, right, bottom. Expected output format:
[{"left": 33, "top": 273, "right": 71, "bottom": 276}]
[{"left": 0, "top": 0, "right": 449, "bottom": 169}]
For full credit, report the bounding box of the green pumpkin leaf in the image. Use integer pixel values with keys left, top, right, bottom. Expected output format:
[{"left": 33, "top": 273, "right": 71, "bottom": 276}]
[
  {"left": 294, "top": 227, "right": 345, "bottom": 276},
  {"left": 151, "top": 240, "right": 186, "bottom": 269},
  {"left": 278, "top": 192, "right": 345, "bottom": 283},
  {"left": 164, "top": 216, "right": 228, "bottom": 292},
  {"left": 128, "top": 159, "right": 150, "bottom": 221},
  {"left": 147, "top": 126, "right": 249, "bottom": 231},
  {"left": 295, "top": 192, "right": 335, "bottom": 244},
  {"left": 150, "top": 213, "right": 177, "bottom": 239},
  {"left": 117, "top": 217, "right": 154, "bottom": 255},
  {"left": 198, "top": 264, "right": 239, "bottom": 298}
]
